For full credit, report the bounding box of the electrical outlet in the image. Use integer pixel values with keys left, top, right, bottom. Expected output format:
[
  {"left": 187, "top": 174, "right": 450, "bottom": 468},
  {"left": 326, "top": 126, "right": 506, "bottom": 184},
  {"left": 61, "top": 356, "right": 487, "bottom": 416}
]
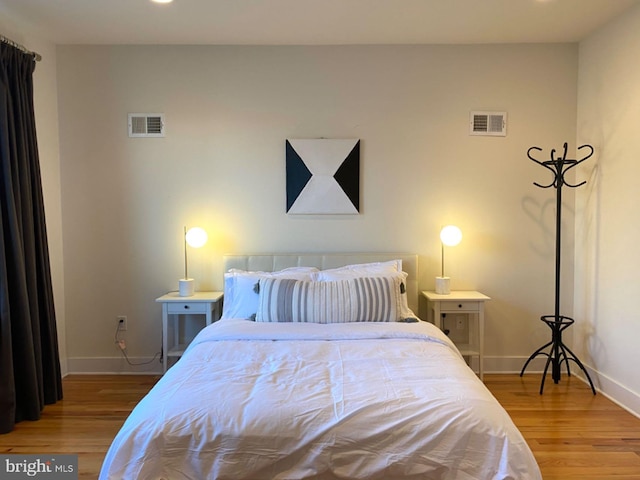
[
  {"left": 456, "top": 316, "right": 465, "bottom": 330},
  {"left": 117, "top": 315, "right": 127, "bottom": 331}
]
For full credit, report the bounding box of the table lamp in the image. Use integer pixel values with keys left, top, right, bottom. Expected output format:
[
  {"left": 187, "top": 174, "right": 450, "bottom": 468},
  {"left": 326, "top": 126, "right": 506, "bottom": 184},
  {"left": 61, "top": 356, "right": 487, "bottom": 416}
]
[
  {"left": 179, "top": 226, "right": 207, "bottom": 297},
  {"left": 435, "top": 225, "right": 462, "bottom": 295}
]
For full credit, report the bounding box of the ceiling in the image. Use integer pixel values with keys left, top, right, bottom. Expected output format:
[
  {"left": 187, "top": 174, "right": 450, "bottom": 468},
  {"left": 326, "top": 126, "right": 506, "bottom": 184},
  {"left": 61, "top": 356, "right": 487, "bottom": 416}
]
[{"left": 1, "top": 0, "right": 638, "bottom": 46}]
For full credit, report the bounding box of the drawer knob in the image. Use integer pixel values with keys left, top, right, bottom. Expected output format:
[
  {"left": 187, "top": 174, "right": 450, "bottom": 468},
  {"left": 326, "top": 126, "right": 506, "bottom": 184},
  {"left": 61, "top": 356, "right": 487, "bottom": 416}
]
[
  {"left": 184, "top": 305, "right": 190, "bottom": 310},
  {"left": 458, "top": 304, "right": 463, "bottom": 308}
]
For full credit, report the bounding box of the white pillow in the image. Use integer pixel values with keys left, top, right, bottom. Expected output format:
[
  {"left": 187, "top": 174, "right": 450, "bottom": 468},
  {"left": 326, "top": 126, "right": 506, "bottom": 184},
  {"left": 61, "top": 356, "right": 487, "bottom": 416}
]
[
  {"left": 312, "top": 268, "right": 417, "bottom": 321},
  {"left": 310, "top": 260, "right": 401, "bottom": 280},
  {"left": 223, "top": 267, "right": 319, "bottom": 319},
  {"left": 256, "top": 276, "right": 403, "bottom": 323}
]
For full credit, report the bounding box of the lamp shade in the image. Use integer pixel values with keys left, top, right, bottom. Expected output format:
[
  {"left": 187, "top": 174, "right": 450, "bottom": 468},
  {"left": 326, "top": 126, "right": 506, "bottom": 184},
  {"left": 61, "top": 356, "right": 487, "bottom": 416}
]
[
  {"left": 185, "top": 227, "right": 208, "bottom": 248},
  {"left": 440, "top": 225, "right": 462, "bottom": 247}
]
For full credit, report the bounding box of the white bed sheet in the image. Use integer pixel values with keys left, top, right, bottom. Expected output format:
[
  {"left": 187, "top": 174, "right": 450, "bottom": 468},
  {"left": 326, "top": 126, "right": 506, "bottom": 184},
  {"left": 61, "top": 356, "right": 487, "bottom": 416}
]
[{"left": 100, "top": 319, "right": 541, "bottom": 480}]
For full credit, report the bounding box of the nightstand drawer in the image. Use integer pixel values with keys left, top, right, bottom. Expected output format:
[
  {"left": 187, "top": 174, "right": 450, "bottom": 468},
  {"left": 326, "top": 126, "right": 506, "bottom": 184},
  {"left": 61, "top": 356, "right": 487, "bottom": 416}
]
[
  {"left": 438, "top": 301, "right": 480, "bottom": 312},
  {"left": 167, "top": 302, "right": 209, "bottom": 314}
]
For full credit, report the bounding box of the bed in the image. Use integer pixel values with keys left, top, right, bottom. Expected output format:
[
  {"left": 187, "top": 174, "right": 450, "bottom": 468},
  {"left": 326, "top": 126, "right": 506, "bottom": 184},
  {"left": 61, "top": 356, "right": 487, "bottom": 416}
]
[{"left": 99, "top": 254, "right": 541, "bottom": 480}]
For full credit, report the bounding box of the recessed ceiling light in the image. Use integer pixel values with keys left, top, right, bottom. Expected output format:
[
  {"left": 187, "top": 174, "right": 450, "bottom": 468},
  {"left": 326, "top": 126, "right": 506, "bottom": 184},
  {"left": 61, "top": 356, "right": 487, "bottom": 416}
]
[{"left": 151, "top": 0, "right": 173, "bottom": 4}]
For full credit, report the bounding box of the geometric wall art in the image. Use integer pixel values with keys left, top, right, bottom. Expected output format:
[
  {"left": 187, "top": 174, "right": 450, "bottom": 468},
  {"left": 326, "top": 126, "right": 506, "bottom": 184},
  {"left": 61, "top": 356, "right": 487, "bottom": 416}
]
[{"left": 285, "top": 139, "right": 360, "bottom": 214}]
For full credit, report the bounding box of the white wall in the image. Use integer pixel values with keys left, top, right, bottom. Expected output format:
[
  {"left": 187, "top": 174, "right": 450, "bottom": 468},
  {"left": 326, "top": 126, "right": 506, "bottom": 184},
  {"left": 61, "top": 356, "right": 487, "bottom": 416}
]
[
  {"left": 576, "top": 3, "right": 640, "bottom": 415},
  {"left": 2, "top": 0, "right": 638, "bottom": 417},
  {"left": 56, "top": 44, "right": 578, "bottom": 373},
  {"left": 0, "top": 11, "right": 66, "bottom": 374}
]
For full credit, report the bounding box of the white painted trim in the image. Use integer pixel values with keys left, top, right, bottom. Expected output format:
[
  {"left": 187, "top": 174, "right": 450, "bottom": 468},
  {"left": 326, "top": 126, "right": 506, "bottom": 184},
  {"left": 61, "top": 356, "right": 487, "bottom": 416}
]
[
  {"left": 579, "top": 364, "right": 640, "bottom": 419},
  {"left": 66, "top": 355, "right": 640, "bottom": 419},
  {"left": 484, "top": 356, "right": 640, "bottom": 419},
  {"left": 483, "top": 355, "right": 548, "bottom": 374},
  {"left": 67, "top": 356, "right": 163, "bottom": 375}
]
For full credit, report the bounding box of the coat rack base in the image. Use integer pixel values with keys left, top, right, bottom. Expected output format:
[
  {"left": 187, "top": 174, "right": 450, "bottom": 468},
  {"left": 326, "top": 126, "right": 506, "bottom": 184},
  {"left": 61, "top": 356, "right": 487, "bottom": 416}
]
[{"left": 520, "top": 315, "right": 596, "bottom": 395}]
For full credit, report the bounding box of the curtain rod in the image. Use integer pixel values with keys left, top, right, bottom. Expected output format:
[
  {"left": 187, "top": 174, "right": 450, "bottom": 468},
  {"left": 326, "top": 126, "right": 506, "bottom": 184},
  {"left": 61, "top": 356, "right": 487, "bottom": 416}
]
[{"left": 0, "top": 34, "right": 42, "bottom": 62}]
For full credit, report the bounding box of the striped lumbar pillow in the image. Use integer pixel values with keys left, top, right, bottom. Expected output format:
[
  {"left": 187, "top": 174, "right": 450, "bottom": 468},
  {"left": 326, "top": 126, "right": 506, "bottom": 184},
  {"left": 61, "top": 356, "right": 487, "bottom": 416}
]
[{"left": 255, "top": 276, "right": 402, "bottom": 323}]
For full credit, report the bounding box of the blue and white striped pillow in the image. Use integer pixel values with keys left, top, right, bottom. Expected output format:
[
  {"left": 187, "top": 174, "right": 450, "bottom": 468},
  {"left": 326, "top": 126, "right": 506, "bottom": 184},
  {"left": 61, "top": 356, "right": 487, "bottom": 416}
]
[{"left": 255, "top": 276, "right": 403, "bottom": 323}]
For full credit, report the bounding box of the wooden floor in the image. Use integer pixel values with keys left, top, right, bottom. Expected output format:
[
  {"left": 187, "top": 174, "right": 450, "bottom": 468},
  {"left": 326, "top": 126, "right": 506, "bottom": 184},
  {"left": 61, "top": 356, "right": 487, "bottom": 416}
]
[
  {"left": 487, "top": 374, "right": 640, "bottom": 480},
  {"left": 1, "top": 374, "right": 639, "bottom": 479},
  {"left": 0, "top": 375, "right": 160, "bottom": 480}
]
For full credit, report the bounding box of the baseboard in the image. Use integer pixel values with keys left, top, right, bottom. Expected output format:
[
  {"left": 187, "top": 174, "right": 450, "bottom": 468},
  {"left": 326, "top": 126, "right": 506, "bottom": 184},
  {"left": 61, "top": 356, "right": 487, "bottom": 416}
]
[
  {"left": 578, "top": 364, "right": 640, "bottom": 419},
  {"left": 484, "top": 356, "right": 640, "bottom": 419},
  {"left": 66, "top": 355, "right": 640, "bottom": 419},
  {"left": 484, "top": 355, "right": 548, "bottom": 374},
  {"left": 63, "top": 356, "right": 556, "bottom": 376},
  {"left": 72, "top": 355, "right": 539, "bottom": 376},
  {"left": 66, "top": 356, "right": 163, "bottom": 375}
]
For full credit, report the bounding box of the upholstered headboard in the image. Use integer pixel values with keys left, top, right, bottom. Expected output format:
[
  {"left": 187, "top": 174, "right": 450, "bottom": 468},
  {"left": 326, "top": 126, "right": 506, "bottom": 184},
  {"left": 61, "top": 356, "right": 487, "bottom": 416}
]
[{"left": 223, "top": 253, "right": 419, "bottom": 313}]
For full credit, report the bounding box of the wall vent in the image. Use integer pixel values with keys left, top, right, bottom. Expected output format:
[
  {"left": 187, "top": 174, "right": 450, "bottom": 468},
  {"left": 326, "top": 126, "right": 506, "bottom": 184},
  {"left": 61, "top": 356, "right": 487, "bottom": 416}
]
[
  {"left": 128, "top": 113, "right": 165, "bottom": 137},
  {"left": 469, "top": 111, "right": 507, "bottom": 136}
]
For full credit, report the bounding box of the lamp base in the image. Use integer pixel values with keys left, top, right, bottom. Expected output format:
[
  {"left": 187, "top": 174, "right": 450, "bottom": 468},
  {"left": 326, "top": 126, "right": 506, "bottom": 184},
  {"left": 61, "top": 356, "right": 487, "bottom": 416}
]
[
  {"left": 435, "top": 277, "right": 451, "bottom": 295},
  {"left": 179, "top": 278, "right": 195, "bottom": 297}
]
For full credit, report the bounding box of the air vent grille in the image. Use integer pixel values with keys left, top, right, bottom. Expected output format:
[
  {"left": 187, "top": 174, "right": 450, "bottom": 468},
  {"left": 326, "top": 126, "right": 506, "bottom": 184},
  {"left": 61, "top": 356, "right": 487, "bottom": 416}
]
[
  {"left": 469, "top": 111, "right": 507, "bottom": 136},
  {"left": 128, "top": 113, "right": 165, "bottom": 137}
]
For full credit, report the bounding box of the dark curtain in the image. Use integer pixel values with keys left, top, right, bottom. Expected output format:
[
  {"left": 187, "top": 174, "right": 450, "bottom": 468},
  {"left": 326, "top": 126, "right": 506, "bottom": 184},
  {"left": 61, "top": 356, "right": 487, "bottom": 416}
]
[{"left": 0, "top": 43, "right": 62, "bottom": 434}]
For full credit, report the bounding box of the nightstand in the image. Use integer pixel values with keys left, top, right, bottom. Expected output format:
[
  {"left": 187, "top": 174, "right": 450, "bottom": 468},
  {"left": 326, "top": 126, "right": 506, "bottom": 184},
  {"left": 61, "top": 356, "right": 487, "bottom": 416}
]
[
  {"left": 156, "top": 291, "right": 224, "bottom": 373},
  {"left": 422, "top": 290, "right": 490, "bottom": 380}
]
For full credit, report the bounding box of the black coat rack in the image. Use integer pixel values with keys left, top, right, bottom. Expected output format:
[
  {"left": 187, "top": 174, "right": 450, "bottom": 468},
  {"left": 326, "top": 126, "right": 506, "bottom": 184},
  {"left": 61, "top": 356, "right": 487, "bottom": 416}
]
[{"left": 520, "top": 142, "right": 596, "bottom": 395}]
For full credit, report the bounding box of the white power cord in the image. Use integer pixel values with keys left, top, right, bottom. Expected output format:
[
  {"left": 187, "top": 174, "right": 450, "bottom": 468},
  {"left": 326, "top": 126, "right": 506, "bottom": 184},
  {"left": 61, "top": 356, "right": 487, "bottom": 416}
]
[{"left": 114, "top": 323, "right": 161, "bottom": 366}]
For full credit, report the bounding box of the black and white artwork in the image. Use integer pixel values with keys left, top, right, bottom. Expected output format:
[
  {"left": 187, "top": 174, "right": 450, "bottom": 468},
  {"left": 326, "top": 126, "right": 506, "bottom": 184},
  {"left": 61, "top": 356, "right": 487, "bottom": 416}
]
[{"left": 286, "top": 139, "right": 360, "bottom": 214}]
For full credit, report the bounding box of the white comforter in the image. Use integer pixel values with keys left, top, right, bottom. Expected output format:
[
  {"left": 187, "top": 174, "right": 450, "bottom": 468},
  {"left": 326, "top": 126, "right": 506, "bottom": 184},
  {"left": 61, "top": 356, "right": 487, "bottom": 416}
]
[{"left": 100, "top": 319, "right": 541, "bottom": 480}]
